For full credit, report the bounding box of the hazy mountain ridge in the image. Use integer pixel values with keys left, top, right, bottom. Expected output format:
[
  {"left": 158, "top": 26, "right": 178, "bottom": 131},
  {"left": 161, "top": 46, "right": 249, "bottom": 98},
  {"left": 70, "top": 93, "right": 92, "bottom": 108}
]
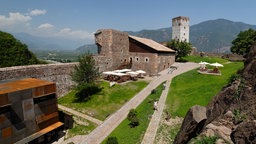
[
  {"left": 13, "top": 32, "right": 90, "bottom": 51},
  {"left": 190, "top": 19, "right": 256, "bottom": 52},
  {"left": 127, "top": 19, "right": 256, "bottom": 53},
  {"left": 75, "top": 44, "right": 98, "bottom": 54},
  {"left": 11, "top": 19, "right": 256, "bottom": 53}
]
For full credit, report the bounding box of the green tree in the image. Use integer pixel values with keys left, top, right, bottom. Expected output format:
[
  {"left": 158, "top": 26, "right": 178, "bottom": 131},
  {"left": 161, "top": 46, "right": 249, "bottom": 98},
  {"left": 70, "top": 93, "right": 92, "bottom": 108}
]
[
  {"left": 127, "top": 109, "right": 139, "bottom": 128},
  {"left": 71, "top": 53, "right": 101, "bottom": 101},
  {"left": 0, "top": 31, "right": 40, "bottom": 67},
  {"left": 167, "top": 40, "right": 192, "bottom": 61},
  {"left": 106, "top": 136, "right": 118, "bottom": 144},
  {"left": 231, "top": 28, "right": 256, "bottom": 57},
  {"left": 72, "top": 54, "right": 100, "bottom": 85}
]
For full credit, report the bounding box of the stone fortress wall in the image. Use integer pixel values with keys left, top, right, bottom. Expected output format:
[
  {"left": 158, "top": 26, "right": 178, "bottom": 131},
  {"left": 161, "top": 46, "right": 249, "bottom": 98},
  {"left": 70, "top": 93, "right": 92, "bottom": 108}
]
[{"left": 0, "top": 63, "right": 77, "bottom": 97}]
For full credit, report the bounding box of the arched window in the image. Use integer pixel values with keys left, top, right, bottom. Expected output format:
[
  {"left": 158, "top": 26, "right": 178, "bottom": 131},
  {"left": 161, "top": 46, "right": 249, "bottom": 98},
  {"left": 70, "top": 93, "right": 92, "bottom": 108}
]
[{"left": 145, "top": 57, "right": 149, "bottom": 63}]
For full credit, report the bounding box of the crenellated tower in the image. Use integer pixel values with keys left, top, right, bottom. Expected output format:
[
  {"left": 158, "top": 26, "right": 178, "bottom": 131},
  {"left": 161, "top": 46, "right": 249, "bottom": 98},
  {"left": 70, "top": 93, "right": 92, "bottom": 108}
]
[{"left": 172, "top": 16, "right": 190, "bottom": 42}]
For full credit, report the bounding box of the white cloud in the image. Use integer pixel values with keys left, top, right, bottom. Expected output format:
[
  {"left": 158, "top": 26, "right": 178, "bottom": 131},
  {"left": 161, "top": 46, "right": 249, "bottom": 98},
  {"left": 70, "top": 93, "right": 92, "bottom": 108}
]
[
  {"left": 0, "top": 10, "right": 94, "bottom": 44},
  {"left": 57, "top": 28, "right": 93, "bottom": 39},
  {"left": 0, "top": 12, "right": 31, "bottom": 27},
  {"left": 29, "top": 9, "right": 46, "bottom": 16},
  {"left": 38, "top": 23, "right": 54, "bottom": 29}
]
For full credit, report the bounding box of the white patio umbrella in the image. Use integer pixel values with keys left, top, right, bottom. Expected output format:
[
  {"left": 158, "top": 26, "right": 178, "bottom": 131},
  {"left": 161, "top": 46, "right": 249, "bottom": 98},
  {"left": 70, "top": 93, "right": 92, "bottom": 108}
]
[
  {"left": 113, "top": 69, "right": 131, "bottom": 73},
  {"left": 136, "top": 70, "right": 146, "bottom": 74},
  {"left": 210, "top": 62, "right": 224, "bottom": 67},
  {"left": 199, "top": 61, "right": 210, "bottom": 69},
  {"left": 199, "top": 61, "right": 210, "bottom": 65},
  {"left": 127, "top": 71, "right": 139, "bottom": 77},
  {"left": 102, "top": 71, "right": 118, "bottom": 75}
]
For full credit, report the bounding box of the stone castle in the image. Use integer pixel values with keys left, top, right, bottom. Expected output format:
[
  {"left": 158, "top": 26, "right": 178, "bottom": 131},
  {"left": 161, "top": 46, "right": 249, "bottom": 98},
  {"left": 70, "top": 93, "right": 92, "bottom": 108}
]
[
  {"left": 94, "top": 29, "right": 176, "bottom": 75},
  {"left": 0, "top": 16, "right": 190, "bottom": 97}
]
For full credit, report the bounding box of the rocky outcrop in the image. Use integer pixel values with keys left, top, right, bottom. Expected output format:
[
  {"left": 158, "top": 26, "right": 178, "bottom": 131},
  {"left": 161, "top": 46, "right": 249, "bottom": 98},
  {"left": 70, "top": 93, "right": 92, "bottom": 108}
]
[
  {"left": 174, "top": 105, "right": 206, "bottom": 144},
  {"left": 174, "top": 45, "right": 256, "bottom": 143},
  {"left": 231, "top": 121, "right": 256, "bottom": 144}
]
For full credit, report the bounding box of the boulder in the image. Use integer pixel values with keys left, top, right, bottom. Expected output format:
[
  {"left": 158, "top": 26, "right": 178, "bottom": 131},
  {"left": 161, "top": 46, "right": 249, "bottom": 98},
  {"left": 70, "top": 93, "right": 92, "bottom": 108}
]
[
  {"left": 204, "top": 123, "right": 233, "bottom": 143},
  {"left": 174, "top": 105, "right": 206, "bottom": 144},
  {"left": 231, "top": 121, "right": 256, "bottom": 144}
]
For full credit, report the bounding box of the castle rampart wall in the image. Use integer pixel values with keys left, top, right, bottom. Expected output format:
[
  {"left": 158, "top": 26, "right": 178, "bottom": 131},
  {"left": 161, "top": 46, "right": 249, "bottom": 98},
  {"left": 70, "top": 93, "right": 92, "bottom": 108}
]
[{"left": 0, "top": 63, "right": 77, "bottom": 97}]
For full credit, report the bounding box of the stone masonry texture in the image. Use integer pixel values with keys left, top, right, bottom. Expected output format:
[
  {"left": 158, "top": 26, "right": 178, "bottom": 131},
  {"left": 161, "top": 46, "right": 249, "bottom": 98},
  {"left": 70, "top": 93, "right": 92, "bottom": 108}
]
[{"left": 0, "top": 63, "right": 77, "bottom": 97}]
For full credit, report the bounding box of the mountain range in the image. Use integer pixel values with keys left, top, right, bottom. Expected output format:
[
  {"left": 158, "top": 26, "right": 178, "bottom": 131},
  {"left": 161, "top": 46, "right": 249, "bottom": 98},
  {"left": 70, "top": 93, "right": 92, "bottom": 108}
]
[
  {"left": 127, "top": 19, "right": 256, "bottom": 53},
  {"left": 13, "top": 19, "right": 256, "bottom": 53}
]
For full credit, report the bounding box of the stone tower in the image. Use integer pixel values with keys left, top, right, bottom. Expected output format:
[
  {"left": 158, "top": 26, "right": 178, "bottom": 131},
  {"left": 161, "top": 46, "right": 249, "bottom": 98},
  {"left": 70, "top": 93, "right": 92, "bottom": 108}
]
[{"left": 172, "top": 16, "right": 190, "bottom": 42}]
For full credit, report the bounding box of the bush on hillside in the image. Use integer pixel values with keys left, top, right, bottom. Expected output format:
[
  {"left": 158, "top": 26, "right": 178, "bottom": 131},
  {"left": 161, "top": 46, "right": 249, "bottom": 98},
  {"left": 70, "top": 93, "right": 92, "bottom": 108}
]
[
  {"left": 74, "top": 82, "right": 102, "bottom": 101},
  {"left": 0, "top": 31, "right": 40, "bottom": 67},
  {"left": 106, "top": 136, "right": 118, "bottom": 144},
  {"left": 127, "top": 109, "right": 140, "bottom": 128}
]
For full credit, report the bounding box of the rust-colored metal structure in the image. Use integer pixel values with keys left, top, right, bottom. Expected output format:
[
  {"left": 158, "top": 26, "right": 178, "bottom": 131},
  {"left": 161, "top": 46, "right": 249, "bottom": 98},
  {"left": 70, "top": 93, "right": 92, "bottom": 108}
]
[{"left": 0, "top": 78, "right": 63, "bottom": 144}]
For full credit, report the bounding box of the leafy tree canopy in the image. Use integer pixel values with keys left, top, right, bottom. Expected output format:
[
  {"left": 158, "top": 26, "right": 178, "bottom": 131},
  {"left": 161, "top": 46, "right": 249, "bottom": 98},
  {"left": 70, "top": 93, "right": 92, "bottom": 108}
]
[
  {"left": 167, "top": 40, "right": 192, "bottom": 61},
  {"left": 231, "top": 28, "right": 256, "bottom": 56},
  {"left": 71, "top": 53, "right": 101, "bottom": 101},
  {"left": 71, "top": 54, "right": 100, "bottom": 85},
  {"left": 0, "top": 31, "right": 40, "bottom": 68}
]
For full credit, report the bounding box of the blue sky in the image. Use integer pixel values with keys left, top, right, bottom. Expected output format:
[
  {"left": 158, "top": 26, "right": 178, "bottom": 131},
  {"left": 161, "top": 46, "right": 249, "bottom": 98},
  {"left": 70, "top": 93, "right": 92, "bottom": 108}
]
[{"left": 0, "top": 0, "right": 255, "bottom": 45}]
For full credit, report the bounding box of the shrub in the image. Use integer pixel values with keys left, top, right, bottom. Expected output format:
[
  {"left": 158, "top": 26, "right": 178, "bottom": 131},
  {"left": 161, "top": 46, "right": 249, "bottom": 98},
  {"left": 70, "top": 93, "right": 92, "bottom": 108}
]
[
  {"left": 228, "top": 73, "right": 241, "bottom": 85},
  {"left": 151, "top": 89, "right": 156, "bottom": 94},
  {"left": 106, "top": 136, "right": 118, "bottom": 144},
  {"left": 75, "top": 82, "right": 101, "bottom": 101},
  {"left": 233, "top": 109, "right": 246, "bottom": 124},
  {"left": 194, "top": 136, "right": 218, "bottom": 144},
  {"left": 127, "top": 109, "right": 139, "bottom": 128}
]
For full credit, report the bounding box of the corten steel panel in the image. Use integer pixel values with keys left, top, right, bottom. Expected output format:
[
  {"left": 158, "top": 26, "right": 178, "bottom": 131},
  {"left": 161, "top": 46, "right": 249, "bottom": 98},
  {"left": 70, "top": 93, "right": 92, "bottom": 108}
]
[
  {"left": 0, "top": 94, "right": 9, "bottom": 107},
  {"left": 0, "top": 78, "right": 54, "bottom": 95},
  {"left": 0, "top": 111, "right": 11, "bottom": 130},
  {"left": 34, "top": 99, "right": 57, "bottom": 116},
  {"left": 14, "top": 121, "right": 63, "bottom": 144},
  {"left": 0, "top": 115, "right": 6, "bottom": 125},
  {"left": 33, "top": 83, "right": 56, "bottom": 98},
  {"left": 38, "top": 116, "right": 59, "bottom": 130},
  {"left": 33, "top": 86, "right": 44, "bottom": 97},
  {"left": 2, "top": 126, "right": 12, "bottom": 139},
  {"left": 44, "top": 84, "right": 56, "bottom": 95},
  {"left": 36, "top": 112, "right": 59, "bottom": 124}
]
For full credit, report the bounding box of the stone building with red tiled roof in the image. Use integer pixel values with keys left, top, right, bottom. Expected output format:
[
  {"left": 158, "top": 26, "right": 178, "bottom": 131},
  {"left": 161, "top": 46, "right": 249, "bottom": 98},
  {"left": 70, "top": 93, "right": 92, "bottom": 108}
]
[{"left": 94, "top": 29, "right": 175, "bottom": 75}]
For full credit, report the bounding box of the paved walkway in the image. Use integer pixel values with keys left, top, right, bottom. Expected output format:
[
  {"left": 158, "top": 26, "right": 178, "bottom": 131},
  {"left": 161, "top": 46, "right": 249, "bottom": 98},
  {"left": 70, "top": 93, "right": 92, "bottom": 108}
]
[
  {"left": 62, "top": 62, "right": 199, "bottom": 144},
  {"left": 141, "top": 79, "right": 171, "bottom": 144},
  {"left": 58, "top": 104, "right": 103, "bottom": 125},
  {"left": 141, "top": 62, "right": 198, "bottom": 144}
]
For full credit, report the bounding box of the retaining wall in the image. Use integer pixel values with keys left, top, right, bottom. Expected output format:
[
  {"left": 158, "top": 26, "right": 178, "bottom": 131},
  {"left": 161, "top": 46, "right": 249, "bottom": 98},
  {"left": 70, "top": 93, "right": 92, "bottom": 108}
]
[{"left": 0, "top": 63, "right": 77, "bottom": 97}]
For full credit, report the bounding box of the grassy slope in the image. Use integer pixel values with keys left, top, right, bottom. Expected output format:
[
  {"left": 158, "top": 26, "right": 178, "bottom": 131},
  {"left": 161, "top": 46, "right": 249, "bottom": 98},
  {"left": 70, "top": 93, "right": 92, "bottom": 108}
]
[
  {"left": 58, "top": 80, "right": 148, "bottom": 121},
  {"left": 166, "top": 61, "right": 243, "bottom": 117},
  {"left": 103, "top": 83, "right": 164, "bottom": 144}
]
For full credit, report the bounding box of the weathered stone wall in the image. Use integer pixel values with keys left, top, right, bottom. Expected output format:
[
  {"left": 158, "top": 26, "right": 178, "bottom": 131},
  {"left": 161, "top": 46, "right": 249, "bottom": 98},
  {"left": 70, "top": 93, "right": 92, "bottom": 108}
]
[
  {"left": 129, "top": 52, "right": 158, "bottom": 75},
  {"left": 95, "top": 29, "right": 130, "bottom": 72},
  {"left": 157, "top": 53, "right": 176, "bottom": 72},
  {"left": 93, "top": 55, "right": 113, "bottom": 72},
  {"left": 94, "top": 29, "right": 175, "bottom": 75},
  {"left": 0, "top": 63, "right": 77, "bottom": 97}
]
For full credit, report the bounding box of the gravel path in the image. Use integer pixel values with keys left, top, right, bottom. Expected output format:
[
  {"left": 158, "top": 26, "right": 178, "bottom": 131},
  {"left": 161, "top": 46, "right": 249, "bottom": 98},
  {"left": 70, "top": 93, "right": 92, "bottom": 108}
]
[
  {"left": 141, "top": 62, "right": 199, "bottom": 144},
  {"left": 61, "top": 62, "right": 199, "bottom": 144},
  {"left": 58, "top": 104, "right": 103, "bottom": 125}
]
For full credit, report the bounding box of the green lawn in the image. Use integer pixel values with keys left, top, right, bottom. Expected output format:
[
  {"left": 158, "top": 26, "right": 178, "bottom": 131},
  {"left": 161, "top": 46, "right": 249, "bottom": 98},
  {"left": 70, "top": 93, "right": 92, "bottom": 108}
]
[
  {"left": 166, "top": 61, "right": 244, "bottom": 117},
  {"left": 103, "top": 83, "right": 164, "bottom": 144},
  {"left": 65, "top": 119, "right": 97, "bottom": 139},
  {"left": 58, "top": 80, "right": 148, "bottom": 121},
  {"left": 183, "top": 55, "right": 229, "bottom": 63}
]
